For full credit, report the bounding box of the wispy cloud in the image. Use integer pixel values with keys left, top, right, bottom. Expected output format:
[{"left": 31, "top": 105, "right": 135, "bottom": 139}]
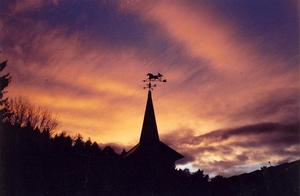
[{"left": 0, "top": 0, "right": 298, "bottom": 176}]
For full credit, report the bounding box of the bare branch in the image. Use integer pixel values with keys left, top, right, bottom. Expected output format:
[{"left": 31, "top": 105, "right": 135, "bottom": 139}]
[{"left": 4, "top": 97, "right": 58, "bottom": 132}]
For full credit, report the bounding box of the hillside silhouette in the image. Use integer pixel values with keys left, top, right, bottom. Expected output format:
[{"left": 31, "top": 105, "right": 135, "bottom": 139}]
[{"left": 0, "top": 61, "right": 299, "bottom": 196}]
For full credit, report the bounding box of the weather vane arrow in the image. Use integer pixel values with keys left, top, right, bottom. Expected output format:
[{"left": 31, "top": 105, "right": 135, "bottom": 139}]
[{"left": 143, "top": 72, "right": 167, "bottom": 90}]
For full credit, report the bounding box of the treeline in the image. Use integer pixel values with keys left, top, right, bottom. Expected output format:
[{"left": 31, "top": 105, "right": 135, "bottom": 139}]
[
  {"left": 0, "top": 118, "right": 210, "bottom": 196},
  {"left": 0, "top": 120, "right": 122, "bottom": 195}
]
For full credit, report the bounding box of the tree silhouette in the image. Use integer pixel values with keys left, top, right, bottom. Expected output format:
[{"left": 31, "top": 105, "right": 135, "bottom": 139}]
[
  {"left": 4, "top": 97, "right": 58, "bottom": 132},
  {"left": 0, "top": 60, "right": 11, "bottom": 121}
]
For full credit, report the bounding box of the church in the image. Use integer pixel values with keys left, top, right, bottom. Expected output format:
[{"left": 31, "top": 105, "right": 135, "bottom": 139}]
[{"left": 124, "top": 89, "right": 184, "bottom": 171}]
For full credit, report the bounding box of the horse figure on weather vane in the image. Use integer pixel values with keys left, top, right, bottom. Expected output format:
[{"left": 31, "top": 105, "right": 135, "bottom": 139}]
[{"left": 143, "top": 72, "right": 167, "bottom": 90}]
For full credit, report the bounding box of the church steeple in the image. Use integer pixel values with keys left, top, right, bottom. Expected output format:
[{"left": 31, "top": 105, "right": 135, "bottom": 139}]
[
  {"left": 124, "top": 73, "right": 183, "bottom": 166},
  {"left": 139, "top": 90, "right": 159, "bottom": 144}
]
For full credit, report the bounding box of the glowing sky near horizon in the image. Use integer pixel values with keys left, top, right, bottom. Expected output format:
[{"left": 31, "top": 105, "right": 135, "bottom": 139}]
[{"left": 0, "top": 0, "right": 299, "bottom": 176}]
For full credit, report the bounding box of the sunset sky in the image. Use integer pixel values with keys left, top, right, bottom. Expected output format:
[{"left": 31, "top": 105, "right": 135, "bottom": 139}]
[{"left": 0, "top": 0, "right": 299, "bottom": 176}]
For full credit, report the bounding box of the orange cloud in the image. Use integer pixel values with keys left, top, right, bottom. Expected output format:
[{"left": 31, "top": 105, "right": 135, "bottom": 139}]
[
  {"left": 4, "top": 28, "right": 203, "bottom": 144},
  {"left": 1, "top": 0, "right": 298, "bottom": 175},
  {"left": 3, "top": 0, "right": 298, "bottom": 145},
  {"left": 129, "top": 0, "right": 299, "bottom": 127}
]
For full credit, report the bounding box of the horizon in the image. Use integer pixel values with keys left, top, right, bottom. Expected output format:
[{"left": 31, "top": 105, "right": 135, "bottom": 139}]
[{"left": 0, "top": 0, "right": 299, "bottom": 177}]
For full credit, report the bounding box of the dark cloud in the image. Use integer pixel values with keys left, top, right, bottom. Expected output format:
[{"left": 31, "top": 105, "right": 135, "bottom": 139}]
[
  {"left": 236, "top": 154, "right": 248, "bottom": 162},
  {"left": 176, "top": 152, "right": 195, "bottom": 165},
  {"left": 162, "top": 121, "right": 300, "bottom": 176},
  {"left": 232, "top": 87, "right": 300, "bottom": 123},
  {"left": 201, "top": 122, "right": 299, "bottom": 142}
]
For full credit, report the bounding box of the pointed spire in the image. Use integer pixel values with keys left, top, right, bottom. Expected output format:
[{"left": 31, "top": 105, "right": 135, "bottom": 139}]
[{"left": 139, "top": 90, "right": 159, "bottom": 144}]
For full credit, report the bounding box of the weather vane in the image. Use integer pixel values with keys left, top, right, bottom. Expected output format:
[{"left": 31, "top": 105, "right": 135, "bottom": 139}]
[{"left": 143, "top": 72, "right": 167, "bottom": 90}]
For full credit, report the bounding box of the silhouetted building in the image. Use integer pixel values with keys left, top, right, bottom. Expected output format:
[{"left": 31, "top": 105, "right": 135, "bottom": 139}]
[{"left": 125, "top": 90, "right": 183, "bottom": 171}]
